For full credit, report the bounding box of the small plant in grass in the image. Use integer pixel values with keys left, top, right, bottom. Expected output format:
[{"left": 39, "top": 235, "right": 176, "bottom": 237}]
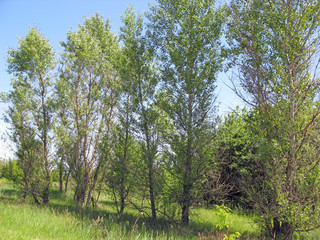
[
  {"left": 224, "top": 231, "right": 241, "bottom": 240},
  {"left": 215, "top": 205, "right": 241, "bottom": 240},
  {"left": 215, "top": 205, "right": 231, "bottom": 231}
]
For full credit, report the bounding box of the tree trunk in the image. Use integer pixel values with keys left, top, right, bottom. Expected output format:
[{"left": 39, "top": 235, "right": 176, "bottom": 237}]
[
  {"left": 272, "top": 218, "right": 281, "bottom": 239},
  {"left": 95, "top": 172, "right": 106, "bottom": 208},
  {"left": 64, "top": 169, "right": 70, "bottom": 193},
  {"left": 138, "top": 83, "right": 157, "bottom": 222},
  {"left": 59, "top": 159, "right": 64, "bottom": 192},
  {"left": 42, "top": 188, "right": 49, "bottom": 204},
  {"left": 272, "top": 218, "right": 294, "bottom": 240},
  {"left": 85, "top": 163, "right": 101, "bottom": 208},
  {"left": 31, "top": 188, "right": 40, "bottom": 205},
  {"left": 76, "top": 190, "right": 86, "bottom": 208},
  {"left": 33, "top": 195, "right": 40, "bottom": 205},
  {"left": 181, "top": 203, "right": 190, "bottom": 224},
  {"left": 23, "top": 189, "right": 27, "bottom": 202},
  {"left": 120, "top": 194, "right": 125, "bottom": 215},
  {"left": 181, "top": 91, "right": 194, "bottom": 225},
  {"left": 181, "top": 181, "right": 191, "bottom": 224},
  {"left": 149, "top": 165, "right": 157, "bottom": 221},
  {"left": 75, "top": 179, "right": 87, "bottom": 208}
]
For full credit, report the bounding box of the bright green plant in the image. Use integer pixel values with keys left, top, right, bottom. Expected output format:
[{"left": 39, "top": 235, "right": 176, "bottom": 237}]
[
  {"left": 224, "top": 232, "right": 241, "bottom": 240},
  {"left": 215, "top": 205, "right": 242, "bottom": 240},
  {"left": 215, "top": 205, "right": 231, "bottom": 231}
]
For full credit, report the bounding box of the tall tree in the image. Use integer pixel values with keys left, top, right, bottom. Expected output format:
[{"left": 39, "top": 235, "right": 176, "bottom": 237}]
[
  {"left": 119, "top": 7, "right": 161, "bottom": 221},
  {"left": 108, "top": 54, "right": 140, "bottom": 214},
  {"left": 148, "top": 0, "right": 224, "bottom": 224},
  {"left": 2, "top": 78, "right": 38, "bottom": 202},
  {"left": 227, "top": 0, "right": 320, "bottom": 238},
  {"left": 56, "top": 14, "right": 119, "bottom": 208},
  {"left": 5, "top": 27, "right": 56, "bottom": 204}
]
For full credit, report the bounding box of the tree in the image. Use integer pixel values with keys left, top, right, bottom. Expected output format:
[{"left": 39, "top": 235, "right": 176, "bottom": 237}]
[
  {"left": 56, "top": 14, "right": 119, "bottom": 208},
  {"left": 119, "top": 6, "right": 161, "bottom": 221},
  {"left": 148, "top": 0, "right": 224, "bottom": 224},
  {"left": 108, "top": 127, "right": 142, "bottom": 215},
  {"left": 5, "top": 27, "right": 56, "bottom": 204},
  {"left": 206, "top": 107, "right": 260, "bottom": 208},
  {"left": 0, "top": 159, "right": 24, "bottom": 186},
  {"left": 227, "top": 0, "right": 320, "bottom": 238},
  {"left": 2, "top": 78, "right": 39, "bottom": 202}
]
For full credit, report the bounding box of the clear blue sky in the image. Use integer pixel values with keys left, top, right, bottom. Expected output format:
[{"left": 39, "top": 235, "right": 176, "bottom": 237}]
[
  {"left": 0, "top": 0, "right": 243, "bottom": 159},
  {"left": 0, "top": 0, "right": 154, "bottom": 93}
]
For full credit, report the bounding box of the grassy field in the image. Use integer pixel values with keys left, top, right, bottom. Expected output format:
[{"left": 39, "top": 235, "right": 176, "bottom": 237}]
[{"left": 0, "top": 179, "right": 319, "bottom": 240}]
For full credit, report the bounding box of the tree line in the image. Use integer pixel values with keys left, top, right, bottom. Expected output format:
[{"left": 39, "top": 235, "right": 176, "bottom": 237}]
[{"left": 1, "top": 0, "right": 320, "bottom": 239}]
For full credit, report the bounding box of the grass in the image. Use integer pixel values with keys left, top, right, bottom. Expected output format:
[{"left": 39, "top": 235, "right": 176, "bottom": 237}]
[{"left": 1, "top": 179, "right": 319, "bottom": 239}]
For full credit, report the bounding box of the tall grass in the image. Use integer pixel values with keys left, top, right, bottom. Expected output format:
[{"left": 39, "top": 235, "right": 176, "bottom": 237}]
[{"left": 1, "top": 179, "right": 319, "bottom": 239}]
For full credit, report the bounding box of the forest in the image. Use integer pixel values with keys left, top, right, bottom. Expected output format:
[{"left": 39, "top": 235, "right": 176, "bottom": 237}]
[{"left": 0, "top": 0, "right": 320, "bottom": 239}]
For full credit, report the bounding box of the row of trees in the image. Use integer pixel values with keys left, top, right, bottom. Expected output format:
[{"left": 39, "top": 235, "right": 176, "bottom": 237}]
[{"left": 1, "top": 0, "right": 320, "bottom": 239}]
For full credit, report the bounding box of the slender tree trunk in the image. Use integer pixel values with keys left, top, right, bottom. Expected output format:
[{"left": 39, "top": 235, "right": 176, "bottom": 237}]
[
  {"left": 116, "top": 95, "right": 130, "bottom": 215},
  {"left": 138, "top": 84, "right": 157, "bottom": 221},
  {"left": 33, "top": 195, "right": 40, "bottom": 205},
  {"left": 40, "top": 78, "right": 51, "bottom": 205},
  {"left": 59, "top": 159, "right": 64, "bottom": 193},
  {"left": 148, "top": 164, "right": 157, "bottom": 221},
  {"left": 112, "top": 187, "right": 120, "bottom": 214},
  {"left": 120, "top": 191, "right": 125, "bottom": 215},
  {"left": 22, "top": 162, "right": 28, "bottom": 202},
  {"left": 181, "top": 92, "right": 194, "bottom": 225},
  {"left": 181, "top": 174, "right": 191, "bottom": 224},
  {"left": 31, "top": 185, "right": 40, "bottom": 205},
  {"left": 85, "top": 163, "right": 101, "bottom": 208},
  {"left": 95, "top": 171, "right": 106, "bottom": 207},
  {"left": 65, "top": 168, "right": 70, "bottom": 193},
  {"left": 141, "top": 194, "right": 146, "bottom": 208}
]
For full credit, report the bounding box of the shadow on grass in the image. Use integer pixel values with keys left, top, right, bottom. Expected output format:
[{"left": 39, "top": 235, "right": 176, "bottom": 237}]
[
  {"left": 0, "top": 181, "right": 263, "bottom": 239},
  {"left": 0, "top": 181, "right": 23, "bottom": 202},
  {"left": 45, "top": 192, "right": 211, "bottom": 239},
  {"left": 0, "top": 188, "right": 21, "bottom": 201}
]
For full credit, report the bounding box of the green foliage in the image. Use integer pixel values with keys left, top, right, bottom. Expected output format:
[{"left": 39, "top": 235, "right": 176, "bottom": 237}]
[
  {"left": 224, "top": 232, "right": 241, "bottom": 240},
  {"left": 108, "top": 127, "right": 143, "bottom": 214},
  {"left": 57, "top": 13, "right": 120, "bottom": 208},
  {"left": 5, "top": 26, "right": 56, "bottom": 204},
  {"left": 7, "top": 27, "right": 55, "bottom": 78},
  {"left": 148, "top": 0, "right": 225, "bottom": 224},
  {"left": 0, "top": 160, "right": 24, "bottom": 183},
  {"left": 215, "top": 205, "right": 231, "bottom": 231},
  {"left": 227, "top": 0, "right": 320, "bottom": 237},
  {"left": 118, "top": 6, "right": 161, "bottom": 221},
  {"left": 207, "top": 107, "right": 257, "bottom": 207},
  {"left": 3, "top": 1, "right": 320, "bottom": 239}
]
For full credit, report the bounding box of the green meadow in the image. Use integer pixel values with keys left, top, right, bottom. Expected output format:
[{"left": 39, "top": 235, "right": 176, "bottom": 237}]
[{"left": 1, "top": 179, "right": 319, "bottom": 240}]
